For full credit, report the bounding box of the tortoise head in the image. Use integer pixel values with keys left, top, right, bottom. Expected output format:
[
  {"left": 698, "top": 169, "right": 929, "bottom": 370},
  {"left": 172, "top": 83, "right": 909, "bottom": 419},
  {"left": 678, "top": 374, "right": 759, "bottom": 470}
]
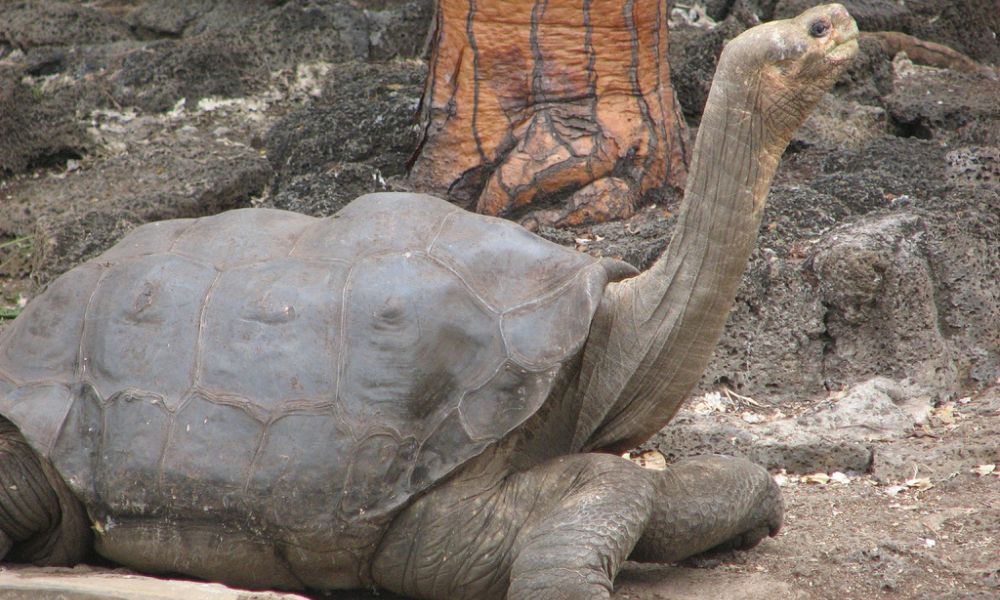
[{"left": 716, "top": 3, "right": 859, "bottom": 144}]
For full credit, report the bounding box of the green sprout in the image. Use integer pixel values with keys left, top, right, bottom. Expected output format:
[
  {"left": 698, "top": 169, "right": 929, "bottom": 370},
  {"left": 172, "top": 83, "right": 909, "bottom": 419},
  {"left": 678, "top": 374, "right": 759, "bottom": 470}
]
[{"left": 0, "top": 236, "right": 34, "bottom": 251}]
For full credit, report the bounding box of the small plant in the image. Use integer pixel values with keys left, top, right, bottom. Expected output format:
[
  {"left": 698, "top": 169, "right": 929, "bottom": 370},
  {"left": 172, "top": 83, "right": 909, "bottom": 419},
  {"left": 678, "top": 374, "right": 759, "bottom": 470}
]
[
  {"left": 0, "top": 236, "right": 34, "bottom": 276},
  {"left": 0, "top": 236, "right": 33, "bottom": 252}
]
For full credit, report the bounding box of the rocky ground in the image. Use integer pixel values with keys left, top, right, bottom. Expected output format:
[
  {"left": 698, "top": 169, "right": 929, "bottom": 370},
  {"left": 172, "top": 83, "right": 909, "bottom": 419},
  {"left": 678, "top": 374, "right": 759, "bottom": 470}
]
[{"left": 0, "top": 1, "right": 998, "bottom": 599}]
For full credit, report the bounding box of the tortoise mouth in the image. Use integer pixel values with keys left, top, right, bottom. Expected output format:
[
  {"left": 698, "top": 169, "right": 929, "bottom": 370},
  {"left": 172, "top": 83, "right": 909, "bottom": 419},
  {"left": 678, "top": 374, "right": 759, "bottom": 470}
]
[
  {"left": 827, "top": 34, "right": 858, "bottom": 64},
  {"left": 826, "top": 24, "right": 860, "bottom": 64}
]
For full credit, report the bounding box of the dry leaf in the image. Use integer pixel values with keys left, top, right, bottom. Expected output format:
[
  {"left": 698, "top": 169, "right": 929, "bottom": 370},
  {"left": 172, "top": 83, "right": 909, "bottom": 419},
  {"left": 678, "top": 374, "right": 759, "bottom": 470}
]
[
  {"left": 884, "top": 477, "right": 934, "bottom": 496},
  {"left": 972, "top": 464, "right": 996, "bottom": 476},
  {"left": 931, "top": 404, "right": 957, "bottom": 426},
  {"left": 722, "top": 387, "right": 766, "bottom": 407},
  {"left": 691, "top": 391, "right": 731, "bottom": 414},
  {"left": 885, "top": 485, "right": 906, "bottom": 496},
  {"left": 830, "top": 471, "right": 851, "bottom": 484},
  {"left": 801, "top": 473, "right": 831, "bottom": 485},
  {"left": 903, "top": 477, "right": 934, "bottom": 491},
  {"left": 627, "top": 450, "right": 667, "bottom": 471}
]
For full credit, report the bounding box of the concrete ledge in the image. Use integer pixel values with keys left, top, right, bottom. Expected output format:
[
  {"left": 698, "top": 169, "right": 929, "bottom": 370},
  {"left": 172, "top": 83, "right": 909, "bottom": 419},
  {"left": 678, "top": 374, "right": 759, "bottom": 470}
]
[{"left": 0, "top": 565, "right": 309, "bottom": 600}]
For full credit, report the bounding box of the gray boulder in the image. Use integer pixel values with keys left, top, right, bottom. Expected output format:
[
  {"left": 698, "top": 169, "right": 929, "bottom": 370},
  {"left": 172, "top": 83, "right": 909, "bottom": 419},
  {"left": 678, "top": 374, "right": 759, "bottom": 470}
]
[
  {"left": 263, "top": 59, "right": 425, "bottom": 204},
  {"left": 652, "top": 377, "right": 932, "bottom": 474},
  {"left": 0, "top": 67, "right": 89, "bottom": 174}
]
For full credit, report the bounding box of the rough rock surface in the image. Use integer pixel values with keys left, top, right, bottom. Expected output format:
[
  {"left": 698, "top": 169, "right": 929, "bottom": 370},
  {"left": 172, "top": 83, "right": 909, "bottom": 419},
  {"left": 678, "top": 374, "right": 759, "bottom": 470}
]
[
  {"left": 2, "top": 117, "right": 272, "bottom": 284},
  {"left": 262, "top": 59, "right": 426, "bottom": 212},
  {"left": 649, "top": 377, "right": 936, "bottom": 475},
  {"left": 0, "top": 0, "right": 433, "bottom": 118},
  {"left": 886, "top": 56, "right": 1000, "bottom": 144},
  {"left": 699, "top": 0, "right": 782, "bottom": 23},
  {"left": 0, "top": 67, "right": 89, "bottom": 173},
  {"left": 0, "top": 1, "right": 132, "bottom": 48}
]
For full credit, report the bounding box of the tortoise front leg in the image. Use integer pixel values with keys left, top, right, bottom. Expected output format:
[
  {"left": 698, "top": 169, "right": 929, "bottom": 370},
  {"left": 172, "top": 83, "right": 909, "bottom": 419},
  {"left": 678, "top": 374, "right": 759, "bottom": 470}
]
[
  {"left": 505, "top": 454, "right": 655, "bottom": 600},
  {"left": 373, "top": 452, "right": 656, "bottom": 600},
  {"left": 0, "top": 417, "right": 91, "bottom": 565},
  {"left": 629, "top": 454, "right": 783, "bottom": 563}
]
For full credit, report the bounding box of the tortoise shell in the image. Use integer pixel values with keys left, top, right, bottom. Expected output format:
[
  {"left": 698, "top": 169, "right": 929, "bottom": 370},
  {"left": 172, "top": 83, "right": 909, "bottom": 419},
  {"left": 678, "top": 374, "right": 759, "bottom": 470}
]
[{"left": 0, "top": 193, "right": 633, "bottom": 532}]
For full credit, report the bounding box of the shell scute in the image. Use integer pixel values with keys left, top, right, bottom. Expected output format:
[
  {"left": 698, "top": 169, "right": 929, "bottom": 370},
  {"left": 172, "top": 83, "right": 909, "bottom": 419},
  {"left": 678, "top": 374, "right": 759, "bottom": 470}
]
[
  {"left": 96, "top": 391, "right": 172, "bottom": 515},
  {"left": 457, "top": 362, "right": 560, "bottom": 442},
  {"left": 341, "top": 433, "right": 419, "bottom": 519},
  {"left": 169, "top": 208, "right": 313, "bottom": 269},
  {"left": 81, "top": 254, "right": 217, "bottom": 406},
  {"left": 199, "top": 260, "right": 347, "bottom": 408},
  {"left": 338, "top": 252, "right": 504, "bottom": 434},
  {"left": 50, "top": 383, "right": 102, "bottom": 500},
  {"left": 0, "top": 383, "right": 75, "bottom": 456},
  {"left": 0, "top": 264, "right": 103, "bottom": 384},
  {"left": 98, "top": 219, "right": 194, "bottom": 263},
  {"left": 158, "top": 393, "right": 265, "bottom": 514},
  {"left": 409, "top": 409, "right": 474, "bottom": 490},
  {"left": 247, "top": 411, "right": 355, "bottom": 528},
  {"left": 501, "top": 263, "right": 608, "bottom": 369},
  {"left": 428, "top": 205, "right": 596, "bottom": 311},
  {"left": 290, "top": 193, "right": 456, "bottom": 263}
]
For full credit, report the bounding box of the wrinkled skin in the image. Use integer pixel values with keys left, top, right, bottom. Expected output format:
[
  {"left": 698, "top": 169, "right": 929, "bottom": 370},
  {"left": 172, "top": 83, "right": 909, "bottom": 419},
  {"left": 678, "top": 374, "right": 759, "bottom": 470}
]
[{"left": 0, "top": 5, "right": 857, "bottom": 599}]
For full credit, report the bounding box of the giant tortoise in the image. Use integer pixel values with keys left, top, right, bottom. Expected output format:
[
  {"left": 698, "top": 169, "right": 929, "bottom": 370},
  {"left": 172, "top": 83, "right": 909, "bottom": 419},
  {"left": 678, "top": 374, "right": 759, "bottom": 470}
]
[{"left": 0, "top": 5, "right": 857, "bottom": 599}]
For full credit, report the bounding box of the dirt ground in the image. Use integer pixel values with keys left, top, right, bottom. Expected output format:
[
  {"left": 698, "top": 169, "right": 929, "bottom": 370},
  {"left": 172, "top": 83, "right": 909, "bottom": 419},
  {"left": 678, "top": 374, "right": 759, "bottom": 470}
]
[
  {"left": 652, "top": 388, "right": 1000, "bottom": 600},
  {"left": 1, "top": 1, "right": 998, "bottom": 599}
]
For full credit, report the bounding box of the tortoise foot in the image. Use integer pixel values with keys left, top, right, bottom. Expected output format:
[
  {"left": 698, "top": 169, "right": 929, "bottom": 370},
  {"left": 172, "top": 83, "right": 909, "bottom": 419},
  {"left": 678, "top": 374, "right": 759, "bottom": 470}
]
[
  {"left": 629, "top": 454, "right": 783, "bottom": 564},
  {"left": 373, "top": 453, "right": 656, "bottom": 600}
]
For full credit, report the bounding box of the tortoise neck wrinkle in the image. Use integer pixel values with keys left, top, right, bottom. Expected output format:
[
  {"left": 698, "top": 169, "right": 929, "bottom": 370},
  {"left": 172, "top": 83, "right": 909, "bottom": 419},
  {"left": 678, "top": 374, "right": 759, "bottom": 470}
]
[{"left": 576, "top": 76, "right": 787, "bottom": 453}]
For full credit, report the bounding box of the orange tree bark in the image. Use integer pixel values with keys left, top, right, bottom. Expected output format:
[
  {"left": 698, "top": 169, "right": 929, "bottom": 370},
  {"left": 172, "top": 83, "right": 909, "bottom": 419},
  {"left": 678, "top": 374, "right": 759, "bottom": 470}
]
[{"left": 409, "top": 0, "right": 690, "bottom": 227}]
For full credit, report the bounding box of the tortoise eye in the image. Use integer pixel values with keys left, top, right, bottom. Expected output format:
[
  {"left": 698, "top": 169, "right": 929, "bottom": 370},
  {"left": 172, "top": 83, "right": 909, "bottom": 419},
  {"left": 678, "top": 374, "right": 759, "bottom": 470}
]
[{"left": 809, "top": 19, "right": 831, "bottom": 38}]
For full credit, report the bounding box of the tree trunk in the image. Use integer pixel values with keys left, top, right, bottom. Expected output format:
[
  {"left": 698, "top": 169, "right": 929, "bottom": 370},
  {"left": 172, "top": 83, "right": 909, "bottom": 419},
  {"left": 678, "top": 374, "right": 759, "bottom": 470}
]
[{"left": 409, "top": 0, "right": 690, "bottom": 228}]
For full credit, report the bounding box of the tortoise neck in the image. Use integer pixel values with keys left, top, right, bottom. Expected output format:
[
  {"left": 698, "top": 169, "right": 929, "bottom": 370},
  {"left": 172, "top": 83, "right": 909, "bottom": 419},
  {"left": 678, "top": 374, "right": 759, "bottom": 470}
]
[
  {"left": 648, "top": 74, "right": 783, "bottom": 288},
  {"left": 576, "top": 74, "right": 790, "bottom": 453},
  {"left": 634, "top": 73, "right": 784, "bottom": 370}
]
